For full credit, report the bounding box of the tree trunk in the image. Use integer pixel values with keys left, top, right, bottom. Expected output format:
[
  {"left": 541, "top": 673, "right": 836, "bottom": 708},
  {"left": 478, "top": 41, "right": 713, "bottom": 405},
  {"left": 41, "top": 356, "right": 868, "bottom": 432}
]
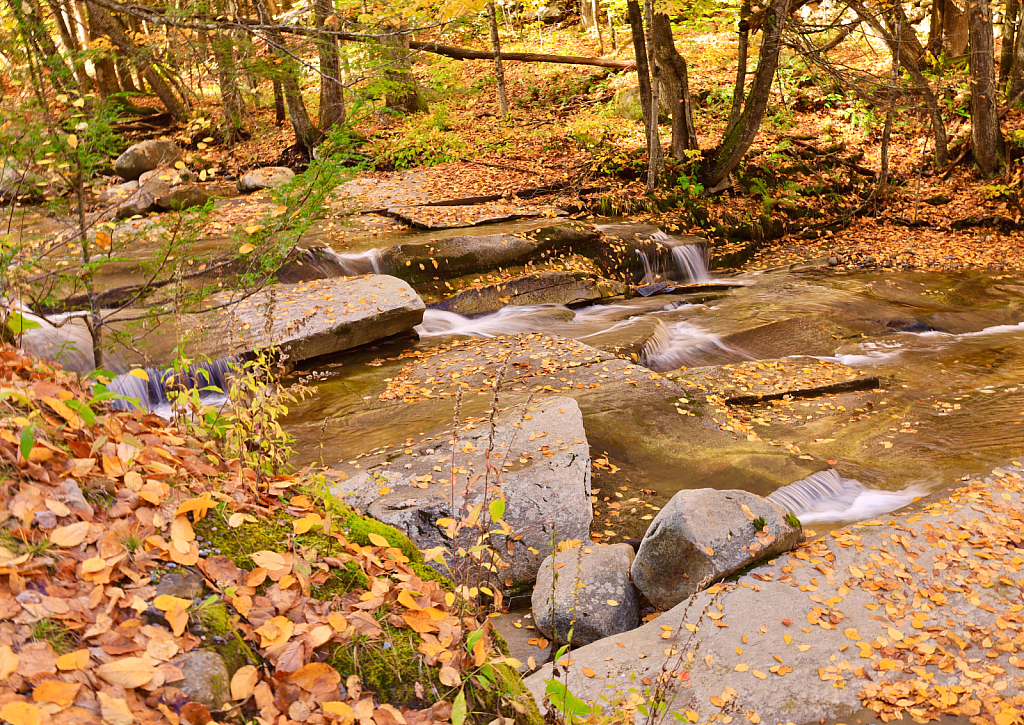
[
  {"left": 272, "top": 78, "right": 286, "bottom": 126},
  {"left": 208, "top": 28, "right": 248, "bottom": 143},
  {"left": 86, "top": 0, "right": 188, "bottom": 120},
  {"left": 726, "top": 0, "right": 751, "bottom": 136},
  {"left": 652, "top": 13, "right": 697, "bottom": 157},
  {"left": 314, "top": 0, "right": 345, "bottom": 130},
  {"left": 704, "top": 0, "right": 792, "bottom": 188},
  {"left": 407, "top": 41, "right": 636, "bottom": 68},
  {"left": 850, "top": 0, "right": 949, "bottom": 166},
  {"left": 642, "top": 0, "right": 662, "bottom": 191},
  {"left": 382, "top": 29, "right": 428, "bottom": 113},
  {"left": 944, "top": 0, "right": 971, "bottom": 55},
  {"left": 46, "top": 0, "right": 91, "bottom": 91},
  {"left": 626, "top": 0, "right": 651, "bottom": 150},
  {"left": 1009, "top": 0, "right": 1024, "bottom": 95},
  {"left": 114, "top": 53, "right": 137, "bottom": 92},
  {"left": 592, "top": 0, "right": 605, "bottom": 54},
  {"left": 253, "top": 0, "right": 322, "bottom": 150},
  {"left": 8, "top": 0, "right": 74, "bottom": 93},
  {"left": 968, "top": 0, "right": 1005, "bottom": 175},
  {"left": 487, "top": 2, "right": 509, "bottom": 117},
  {"left": 84, "top": 2, "right": 121, "bottom": 97},
  {"left": 1000, "top": 0, "right": 1019, "bottom": 82}
]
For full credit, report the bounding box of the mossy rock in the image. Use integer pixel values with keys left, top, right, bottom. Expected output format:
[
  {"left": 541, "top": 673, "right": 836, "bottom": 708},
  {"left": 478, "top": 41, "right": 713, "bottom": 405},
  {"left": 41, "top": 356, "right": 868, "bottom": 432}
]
[{"left": 190, "top": 598, "right": 259, "bottom": 676}]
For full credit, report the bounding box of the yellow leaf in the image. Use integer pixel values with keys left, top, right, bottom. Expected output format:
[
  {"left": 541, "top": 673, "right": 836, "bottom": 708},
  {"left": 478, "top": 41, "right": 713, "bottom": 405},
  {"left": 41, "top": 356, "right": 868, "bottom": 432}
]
[
  {"left": 228, "top": 512, "right": 256, "bottom": 528},
  {"left": 844, "top": 628, "right": 861, "bottom": 641},
  {"left": 96, "top": 657, "right": 156, "bottom": 688},
  {"left": 752, "top": 670, "right": 768, "bottom": 679},
  {"left": 66, "top": 134, "right": 78, "bottom": 149},
  {"left": 367, "top": 533, "right": 390, "bottom": 548},
  {"left": 154, "top": 595, "right": 191, "bottom": 612},
  {"left": 48, "top": 522, "right": 90, "bottom": 548},
  {"left": 231, "top": 665, "right": 259, "bottom": 700},
  {"left": 42, "top": 397, "right": 82, "bottom": 427},
  {"left": 0, "top": 702, "right": 42, "bottom": 725},
  {"left": 129, "top": 368, "right": 149, "bottom": 381},
  {"left": 56, "top": 650, "right": 89, "bottom": 671},
  {"left": 606, "top": 600, "right": 619, "bottom": 606},
  {"left": 270, "top": 205, "right": 288, "bottom": 218},
  {"left": 705, "top": 545, "right": 714, "bottom": 556},
  {"left": 254, "top": 616, "right": 294, "bottom": 647},
  {"left": 238, "top": 243, "right": 255, "bottom": 254},
  {"left": 243, "top": 225, "right": 262, "bottom": 235},
  {"left": 293, "top": 513, "right": 323, "bottom": 534},
  {"left": 735, "top": 663, "right": 749, "bottom": 672},
  {"left": 887, "top": 627, "right": 904, "bottom": 642},
  {"left": 95, "top": 231, "right": 112, "bottom": 250},
  {"left": 0, "top": 645, "right": 19, "bottom": 680},
  {"left": 994, "top": 711, "right": 1018, "bottom": 725},
  {"left": 397, "top": 590, "right": 422, "bottom": 611},
  {"left": 377, "top": 486, "right": 391, "bottom": 495},
  {"left": 328, "top": 612, "right": 348, "bottom": 632},
  {"left": 323, "top": 701, "right": 354, "bottom": 723},
  {"left": 581, "top": 667, "right": 596, "bottom": 678},
  {"left": 98, "top": 693, "right": 135, "bottom": 725},
  {"left": 33, "top": 679, "right": 81, "bottom": 706}
]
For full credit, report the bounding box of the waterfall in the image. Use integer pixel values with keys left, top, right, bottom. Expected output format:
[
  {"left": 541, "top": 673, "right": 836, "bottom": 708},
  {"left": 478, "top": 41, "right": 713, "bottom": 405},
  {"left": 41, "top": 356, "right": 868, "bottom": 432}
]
[
  {"left": 636, "top": 250, "right": 657, "bottom": 285},
  {"left": 651, "top": 231, "right": 712, "bottom": 283},
  {"left": 107, "top": 357, "right": 235, "bottom": 416},
  {"left": 311, "top": 247, "right": 385, "bottom": 277},
  {"left": 640, "top": 320, "right": 744, "bottom": 371},
  {"left": 767, "top": 469, "right": 924, "bottom": 524},
  {"left": 415, "top": 306, "right": 566, "bottom": 338}
]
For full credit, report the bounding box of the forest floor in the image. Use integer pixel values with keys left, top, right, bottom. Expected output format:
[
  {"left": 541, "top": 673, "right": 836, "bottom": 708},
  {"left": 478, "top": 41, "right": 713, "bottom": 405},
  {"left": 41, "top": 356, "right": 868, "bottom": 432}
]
[{"left": 119, "top": 12, "right": 1024, "bottom": 276}]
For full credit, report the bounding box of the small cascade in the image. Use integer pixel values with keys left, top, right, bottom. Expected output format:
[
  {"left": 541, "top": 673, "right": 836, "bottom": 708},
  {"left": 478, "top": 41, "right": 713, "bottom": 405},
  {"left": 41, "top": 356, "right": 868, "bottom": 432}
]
[
  {"left": 640, "top": 321, "right": 745, "bottom": 371},
  {"left": 767, "top": 470, "right": 924, "bottom": 524},
  {"left": 415, "top": 306, "right": 568, "bottom": 338},
  {"left": 108, "top": 357, "right": 235, "bottom": 414},
  {"left": 635, "top": 249, "right": 657, "bottom": 285},
  {"left": 312, "top": 247, "right": 385, "bottom": 277},
  {"left": 651, "top": 231, "right": 712, "bottom": 283}
]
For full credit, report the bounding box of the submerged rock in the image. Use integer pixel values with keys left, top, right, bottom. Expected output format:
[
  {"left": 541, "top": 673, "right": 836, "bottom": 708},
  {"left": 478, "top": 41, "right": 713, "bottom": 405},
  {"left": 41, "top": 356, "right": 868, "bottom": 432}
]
[
  {"left": 532, "top": 543, "right": 640, "bottom": 646},
  {"left": 630, "top": 488, "right": 804, "bottom": 610},
  {"left": 237, "top": 167, "right": 295, "bottom": 192},
  {"left": 332, "top": 397, "right": 593, "bottom": 586},
  {"left": 674, "top": 357, "right": 878, "bottom": 404},
  {"left": 432, "top": 271, "right": 626, "bottom": 317},
  {"left": 115, "top": 140, "right": 184, "bottom": 181}
]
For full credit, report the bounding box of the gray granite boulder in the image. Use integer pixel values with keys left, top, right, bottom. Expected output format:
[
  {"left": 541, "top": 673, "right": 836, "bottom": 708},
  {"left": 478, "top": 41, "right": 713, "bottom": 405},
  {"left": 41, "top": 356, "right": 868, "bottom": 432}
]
[
  {"left": 155, "top": 185, "right": 211, "bottom": 212},
  {"left": 98, "top": 179, "right": 139, "bottom": 205},
  {"left": 171, "top": 650, "right": 230, "bottom": 709},
  {"left": 237, "top": 167, "right": 295, "bottom": 192},
  {"left": 332, "top": 397, "right": 593, "bottom": 586},
  {"left": 532, "top": 543, "right": 640, "bottom": 647},
  {"left": 631, "top": 488, "right": 803, "bottom": 610},
  {"left": 114, "top": 140, "right": 183, "bottom": 181}
]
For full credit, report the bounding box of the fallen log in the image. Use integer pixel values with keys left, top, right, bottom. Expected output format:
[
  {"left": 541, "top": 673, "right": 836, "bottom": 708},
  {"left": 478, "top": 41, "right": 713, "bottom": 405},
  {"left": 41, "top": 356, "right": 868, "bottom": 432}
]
[{"left": 409, "top": 41, "right": 637, "bottom": 69}]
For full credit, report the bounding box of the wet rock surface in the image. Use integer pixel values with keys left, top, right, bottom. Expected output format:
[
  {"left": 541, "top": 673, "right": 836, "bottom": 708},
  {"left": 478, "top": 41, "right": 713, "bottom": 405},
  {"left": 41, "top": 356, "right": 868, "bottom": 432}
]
[
  {"left": 674, "top": 357, "right": 879, "bottom": 404},
  {"left": 431, "top": 271, "right": 626, "bottom": 317},
  {"left": 631, "top": 488, "right": 804, "bottom": 610},
  {"left": 532, "top": 542, "right": 639, "bottom": 646},
  {"left": 526, "top": 463, "right": 1024, "bottom": 725}
]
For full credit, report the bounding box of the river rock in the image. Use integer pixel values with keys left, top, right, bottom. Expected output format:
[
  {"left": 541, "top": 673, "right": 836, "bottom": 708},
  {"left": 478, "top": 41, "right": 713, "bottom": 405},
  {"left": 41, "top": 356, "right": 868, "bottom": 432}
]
[
  {"left": 631, "top": 488, "right": 804, "bottom": 610},
  {"left": 171, "top": 650, "right": 230, "bottom": 709},
  {"left": 165, "top": 275, "right": 424, "bottom": 365},
  {"left": 332, "top": 397, "right": 593, "bottom": 586},
  {"left": 155, "top": 569, "right": 205, "bottom": 599},
  {"left": 140, "top": 166, "right": 193, "bottom": 186},
  {"left": 532, "top": 543, "right": 640, "bottom": 647},
  {"left": 115, "top": 175, "right": 173, "bottom": 219},
  {"left": 432, "top": 271, "right": 626, "bottom": 317},
  {"left": 237, "top": 167, "right": 295, "bottom": 192},
  {"left": 98, "top": 179, "right": 138, "bottom": 204},
  {"left": 114, "top": 140, "right": 183, "bottom": 181},
  {"left": 155, "top": 185, "right": 211, "bottom": 212},
  {"left": 381, "top": 223, "right": 600, "bottom": 285}
]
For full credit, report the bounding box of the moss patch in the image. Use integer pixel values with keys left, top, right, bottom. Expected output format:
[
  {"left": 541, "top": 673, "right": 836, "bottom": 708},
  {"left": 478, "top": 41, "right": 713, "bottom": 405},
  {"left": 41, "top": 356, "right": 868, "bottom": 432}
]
[{"left": 191, "top": 598, "right": 258, "bottom": 676}]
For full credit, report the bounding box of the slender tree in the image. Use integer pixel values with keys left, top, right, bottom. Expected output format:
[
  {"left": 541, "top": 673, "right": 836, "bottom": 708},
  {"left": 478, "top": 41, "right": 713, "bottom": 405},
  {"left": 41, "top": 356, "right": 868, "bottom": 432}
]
[{"left": 486, "top": 2, "right": 509, "bottom": 118}]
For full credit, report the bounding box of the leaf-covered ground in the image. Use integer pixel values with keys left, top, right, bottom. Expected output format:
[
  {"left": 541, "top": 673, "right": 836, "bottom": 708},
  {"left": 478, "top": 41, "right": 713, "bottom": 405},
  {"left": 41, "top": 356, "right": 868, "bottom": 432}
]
[{"left": 0, "top": 347, "right": 537, "bottom": 725}]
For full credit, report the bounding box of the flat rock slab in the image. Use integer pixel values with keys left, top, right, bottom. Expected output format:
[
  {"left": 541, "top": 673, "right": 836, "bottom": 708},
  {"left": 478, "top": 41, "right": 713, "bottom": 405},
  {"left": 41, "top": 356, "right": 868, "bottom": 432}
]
[
  {"left": 331, "top": 396, "right": 592, "bottom": 586},
  {"left": 431, "top": 271, "right": 626, "bottom": 317},
  {"left": 335, "top": 165, "right": 545, "bottom": 211},
  {"left": 674, "top": 357, "right": 878, "bottom": 404},
  {"left": 387, "top": 202, "right": 566, "bottom": 229},
  {"left": 171, "top": 275, "right": 424, "bottom": 365},
  {"left": 526, "top": 462, "right": 1024, "bottom": 725}
]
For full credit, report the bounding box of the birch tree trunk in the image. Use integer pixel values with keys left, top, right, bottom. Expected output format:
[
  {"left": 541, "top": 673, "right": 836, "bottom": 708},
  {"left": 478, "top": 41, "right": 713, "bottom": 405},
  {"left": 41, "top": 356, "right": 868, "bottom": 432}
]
[{"left": 487, "top": 2, "right": 509, "bottom": 117}]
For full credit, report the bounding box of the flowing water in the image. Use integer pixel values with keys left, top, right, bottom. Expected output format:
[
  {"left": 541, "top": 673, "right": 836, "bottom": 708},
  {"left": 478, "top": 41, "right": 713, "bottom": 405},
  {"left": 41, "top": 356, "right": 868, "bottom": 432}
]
[{"left": 23, "top": 214, "right": 1024, "bottom": 531}]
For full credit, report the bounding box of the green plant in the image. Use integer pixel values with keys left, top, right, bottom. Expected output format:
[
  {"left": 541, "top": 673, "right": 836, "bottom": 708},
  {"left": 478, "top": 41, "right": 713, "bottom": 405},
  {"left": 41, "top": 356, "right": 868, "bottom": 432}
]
[
  {"left": 785, "top": 512, "right": 801, "bottom": 528},
  {"left": 30, "top": 619, "right": 78, "bottom": 654},
  {"left": 751, "top": 516, "right": 766, "bottom": 531}
]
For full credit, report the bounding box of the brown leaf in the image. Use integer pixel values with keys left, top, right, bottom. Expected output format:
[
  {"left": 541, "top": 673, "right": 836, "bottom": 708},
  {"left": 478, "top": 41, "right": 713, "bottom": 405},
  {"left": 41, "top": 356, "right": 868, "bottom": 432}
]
[
  {"left": 32, "top": 679, "right": 81, "bottom": 706},
  {"left": 287, "top": 662, "right": 342, "bottom": 694},
  {"left": 96, "top": 657, "right": 155, "bottom": 688}
]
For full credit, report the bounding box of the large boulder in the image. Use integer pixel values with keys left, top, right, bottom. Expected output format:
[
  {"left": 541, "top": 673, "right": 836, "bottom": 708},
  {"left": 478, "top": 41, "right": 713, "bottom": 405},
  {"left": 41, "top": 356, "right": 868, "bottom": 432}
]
[
  {"left": 332, "top": 397, "right": 593, "bottom": 587},
  {"left": 631, "top": 488, "right": 804, "bottom": 610},
  {"left": 114, "top": 175, "right": 172, "bottom": 219},
  {"left": 128, "top": 275, "right": 425, "bottom": 367},
  {"left": 237, "top": 167, "right": 295, "bottom": 193},
  {"left": 432, "top": 271, "right": 626, "bottom": 317},
  {"left": 532, "top": 543, "right": 640, "bottom": 647},
  {"left": 114, "top": 140, "right": 183, "bottom": 181},
  {"left": 0, "top": 163, "right": 46, "bottom": 201}
]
